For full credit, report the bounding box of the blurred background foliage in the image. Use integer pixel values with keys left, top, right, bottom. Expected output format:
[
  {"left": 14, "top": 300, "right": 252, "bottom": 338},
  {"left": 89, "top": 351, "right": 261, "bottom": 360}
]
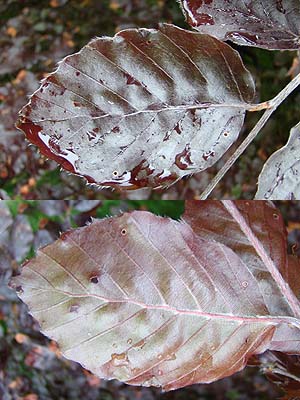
[
  {"left": 0, "top": 0, "right": 299, "bottom": 199},
  {"left": 1, "top": 200, "right": 300, "bottom": 399}
]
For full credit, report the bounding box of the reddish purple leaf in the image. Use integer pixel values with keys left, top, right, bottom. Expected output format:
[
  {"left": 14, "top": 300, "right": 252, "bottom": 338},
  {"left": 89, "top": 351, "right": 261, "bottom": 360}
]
[
  {"left": 10, "top": 204, "right": 300, "bottom": 391},
  {"left": 255, "top": 122, "right": 300, "bottom": 200},
  {"left": 17, "top": 24, "right": 255, "bottom": 189},
  {"left": 179, "top": 0, "right": 300, "bottom": 50},
  {"left": 183, "top": 200, "right": 300, "bottom": 319}
]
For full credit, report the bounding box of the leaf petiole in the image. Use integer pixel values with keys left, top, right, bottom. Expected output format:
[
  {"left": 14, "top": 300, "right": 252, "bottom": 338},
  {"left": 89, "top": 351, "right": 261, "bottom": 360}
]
[{"left": 199, "top": 72, "right": 300, "bottom": 199}]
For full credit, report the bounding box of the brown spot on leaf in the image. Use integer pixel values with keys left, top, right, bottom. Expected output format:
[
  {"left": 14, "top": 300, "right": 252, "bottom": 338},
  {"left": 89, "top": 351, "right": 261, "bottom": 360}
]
[
  {"left": 90, "top": 276, "right": 99, "bottom": 284},
  {"left": 133, "top": 339, "right": 146, "bottom": 349},
  {"left": 187, "top": 0, "right": 203, "bottom": 11},
  {"left": 174, "top": 122, "right": 181, "bottom": 134},
  {"left": 196, "top": 13, "right": 215, "bottom": 25},
  {"left": 175, "top": 145, "right": 193, "bottom": 170},
  {"left": 70, "top": 304, "right": 80, "bottom": 313},
  {"left": 163, "top": 131, "right": 171, "bottom": 142},
  {"left": 17, "top": 118, "right": 77, "bottom": 175},
  {"left": 16, "top": 285, "right": 23, "bottom": 293},
  {"left": 276, "top": 0, "right": 285, "bottom": 13},
  {"left": 129, "top": 160, "right": 155, "bottom": 187},
  {"left": 110, "top": 352, "right": 129, "bottom": 367},
  {"left": 202, "top": 151, "right": 215, "bottom": 161},
  {"left": 112, "top": 126, "right": 120, "bottom": 133},
  {"left": 125, "top": 73, "right": 141, "bottom": 86},
  {"left": 49, "top": 137, "right": 64, "bottom": 154}
]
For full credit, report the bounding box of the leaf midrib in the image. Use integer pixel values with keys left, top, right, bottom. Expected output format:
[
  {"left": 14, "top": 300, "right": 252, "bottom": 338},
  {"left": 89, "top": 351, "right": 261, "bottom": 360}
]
[{"left": 23, "top": 284, "right": 299, "bottom": 327}]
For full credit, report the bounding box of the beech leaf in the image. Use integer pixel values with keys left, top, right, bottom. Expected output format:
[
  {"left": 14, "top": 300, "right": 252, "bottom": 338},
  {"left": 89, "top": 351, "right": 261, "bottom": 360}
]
[
  {"left": 179, "top": 0, "right": 300, "bottom": 50},
  {"left": 17, "top": 24, "right": 255, "bottom": 189},
  {"left": 255, "top": 122, "right": 300, "bottom": 200},
  {"left": 10, "top": 204, "right": 300, "bottom": 391},
  {"left": 183, "top": 200, "right": 300, "bottom": 319}
]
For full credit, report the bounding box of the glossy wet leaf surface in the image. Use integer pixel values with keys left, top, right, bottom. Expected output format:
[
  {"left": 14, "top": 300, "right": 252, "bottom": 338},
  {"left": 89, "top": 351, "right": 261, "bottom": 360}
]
[
  {"left": 17, "top": 24, "right": 255, "bottom": 190},
  {"left": 10, "top": 203, "right": 300, "bottom": 390},
  {"left": 255, "top": 122, "right": 300, "bottom": 200},
  {"left": 179, "top": 0, "right": 300, "bottom": 50}
]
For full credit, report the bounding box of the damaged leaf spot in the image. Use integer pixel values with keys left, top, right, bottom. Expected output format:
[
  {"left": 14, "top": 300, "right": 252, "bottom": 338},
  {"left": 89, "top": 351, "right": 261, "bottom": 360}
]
[
  {"left": 90, "top": 276, "right": 99, "bottom": 284},
  {"left": 111, "top": 352, "right": 129, "bottom": 367},
  {"left": 196, "top": 13, "right": 214, "bottom": 25},
  {"left": 15, "top": 285, "right": 23, "bottom": 293},
  {"left": 175, "top": 145, "right": 193, "bottom": 170},
  {"left": 70, "top": 303, "right": 80, "bottom": 313}
]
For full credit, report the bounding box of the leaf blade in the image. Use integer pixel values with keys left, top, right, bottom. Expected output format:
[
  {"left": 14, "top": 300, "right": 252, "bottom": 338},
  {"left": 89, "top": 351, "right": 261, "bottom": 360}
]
[
  {"left": 255, "top": 122, "right": 300, "bottom": 200},
  {"left": 10, "top": 208, "right": 300, "bottom": 390},
  {"left": 17, "top": 24, "right": 255, "bottom": 189},
  {"left": 183, "top": 200, "right": 300, "bottom": 316},
  {"left": 179, "top": 0, "right": 300, "bottom": 50}
]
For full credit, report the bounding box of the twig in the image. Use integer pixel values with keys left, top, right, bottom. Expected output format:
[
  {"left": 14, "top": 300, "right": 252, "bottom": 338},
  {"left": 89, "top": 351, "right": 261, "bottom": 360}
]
[
  {"left": 268, "top": 367, "right": 300, "bottom": 383},
  {"left": 199, "top": 72, "right": 300, "bottom": 199}
]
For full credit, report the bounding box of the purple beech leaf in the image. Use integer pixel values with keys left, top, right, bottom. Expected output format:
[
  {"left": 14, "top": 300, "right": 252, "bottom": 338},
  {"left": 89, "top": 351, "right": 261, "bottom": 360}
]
[
  {"left": 255, "top": 122, "right": 300, "bottom": 200},
  {"left": 17, "top": 24, "right": 255, "bottom": 190},
  {"left": 179, "top": 0, "right": 300, "bottom": 50},
  {"left": 10, "top": 207, "right": 300, "bottom": 391},
  {"left": 183, "top": 200, "right": 300, "bottom": 318}
]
